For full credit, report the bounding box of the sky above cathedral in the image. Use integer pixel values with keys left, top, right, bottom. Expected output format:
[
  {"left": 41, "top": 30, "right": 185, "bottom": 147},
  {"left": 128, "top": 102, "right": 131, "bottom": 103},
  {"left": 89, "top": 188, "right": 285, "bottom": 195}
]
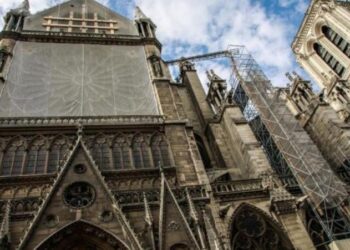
[{"left": 0, "top": 0, "right": 309, "bottom": 88}]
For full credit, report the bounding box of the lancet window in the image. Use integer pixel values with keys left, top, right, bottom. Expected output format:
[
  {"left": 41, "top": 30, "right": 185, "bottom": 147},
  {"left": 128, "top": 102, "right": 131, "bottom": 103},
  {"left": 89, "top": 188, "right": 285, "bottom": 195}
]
[
  {"left": 112, "top": 135, "right": 131, "bottom": 170},
  {"left": 194, "top": 134, "right": 211, "bottom": 169},
  {"left": 322, "top": 26, "right": 350, "bottom": 58},
  {"left": 91, "top": 135, "right": 111, "bottom": 170},
  {"left": 25, "top": 138, "right": 47, "bottom": 174},
  {"left": 151, "top": 134, "right": 172, "bottom": 167},
  {"left": 132, "top": 135, "right": 152, "bottom": 169},
  {"left": 1, "top": 138, "right": 26, "bottom": 176},
  {"left": 314, "top": 43, "right": 345, "bottom": 77},
  {"left": 48, "top": 136, "right": 70, "bottom": 173}
]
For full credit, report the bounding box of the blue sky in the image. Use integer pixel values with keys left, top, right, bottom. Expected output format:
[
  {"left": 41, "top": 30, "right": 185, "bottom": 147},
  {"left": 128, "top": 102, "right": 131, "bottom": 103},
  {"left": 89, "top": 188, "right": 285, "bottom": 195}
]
[{"left": 0, "top": 0, "right": 310, "bottom": 87}]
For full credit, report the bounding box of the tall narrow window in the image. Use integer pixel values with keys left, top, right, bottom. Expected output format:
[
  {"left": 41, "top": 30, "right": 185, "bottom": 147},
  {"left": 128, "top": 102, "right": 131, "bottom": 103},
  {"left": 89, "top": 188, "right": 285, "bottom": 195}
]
[
  {"left": 91, "top": 136, "right": 111, "bottom": 170},
  {"left": 48, "top": 137, "right": 70, "bottom": 173},
  {"left": 25, "top": 138, "right": 47, "bottom": 174},
  {"left": 1, "top": 138, "right": 25, "bottom": 176},
  {"left": 314, "top": 43, "right": 345, "bottom": 77},
  {"left": 112, "top": 136, "right": 131, "bottom": 170},
  {"left": 194, "top": 134, "right": 212, "bottom": 169},
  {"left": 151, "top": 134, "right": 172, "bottom": 167},
  {"left": 322, "top": 26, "right": 350, "bottom": 58},
  {"left": 132, "top": 135, "right": 152, "bottom": 169}
]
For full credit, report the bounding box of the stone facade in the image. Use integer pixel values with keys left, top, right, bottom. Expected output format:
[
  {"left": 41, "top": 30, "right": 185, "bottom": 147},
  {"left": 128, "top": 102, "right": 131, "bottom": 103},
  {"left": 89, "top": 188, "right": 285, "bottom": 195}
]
[
  {"left": 291, "top": 0, "right": 350, "bottom": 121},
  {"left": 0, "top": 0, "right": 325, "bottom": 249}
]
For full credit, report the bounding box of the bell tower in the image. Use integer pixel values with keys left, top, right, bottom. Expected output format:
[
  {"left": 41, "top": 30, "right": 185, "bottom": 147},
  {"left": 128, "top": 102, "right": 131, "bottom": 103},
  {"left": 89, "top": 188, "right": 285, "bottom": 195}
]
[{"left": 292, "top": 0, "right": 350, "bottom": 121}]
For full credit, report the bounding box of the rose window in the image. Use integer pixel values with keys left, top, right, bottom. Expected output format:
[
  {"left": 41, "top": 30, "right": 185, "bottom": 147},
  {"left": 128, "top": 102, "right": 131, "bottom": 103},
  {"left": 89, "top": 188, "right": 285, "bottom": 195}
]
[{"left": 64, "top": 182, "right": 95, "bottom": 208}]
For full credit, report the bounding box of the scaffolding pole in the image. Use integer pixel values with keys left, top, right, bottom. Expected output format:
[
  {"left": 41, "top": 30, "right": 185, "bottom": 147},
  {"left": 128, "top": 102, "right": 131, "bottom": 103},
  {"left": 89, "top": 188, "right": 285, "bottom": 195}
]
[{"left": 165, "top": 46, "right": 350, "bottom": 247}]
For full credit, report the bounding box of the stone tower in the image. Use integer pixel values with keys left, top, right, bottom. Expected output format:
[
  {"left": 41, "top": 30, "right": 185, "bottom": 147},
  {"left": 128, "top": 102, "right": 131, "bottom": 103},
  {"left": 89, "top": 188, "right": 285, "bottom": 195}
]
[
  {"left": 286, "top": 1, "right": 350, "bottom": 248},
  {"left": 0, "top": 0, "right": 322, "bottom": 249},
  {"left": 292, "top": 0, "right": 350, "bottom": 121}
]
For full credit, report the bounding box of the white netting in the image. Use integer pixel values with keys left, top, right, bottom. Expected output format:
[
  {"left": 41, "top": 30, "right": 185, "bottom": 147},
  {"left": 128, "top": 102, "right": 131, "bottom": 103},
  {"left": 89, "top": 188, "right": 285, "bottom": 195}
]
[{"left": 0, "top": 42, "right": 159, "bottom": 117}]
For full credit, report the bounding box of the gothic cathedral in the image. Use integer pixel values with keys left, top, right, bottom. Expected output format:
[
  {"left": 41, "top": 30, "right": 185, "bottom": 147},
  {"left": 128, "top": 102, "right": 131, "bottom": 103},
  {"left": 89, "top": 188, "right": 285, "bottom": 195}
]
[{"left": 0, "top": 0, "right": 349, "bottom": 249}]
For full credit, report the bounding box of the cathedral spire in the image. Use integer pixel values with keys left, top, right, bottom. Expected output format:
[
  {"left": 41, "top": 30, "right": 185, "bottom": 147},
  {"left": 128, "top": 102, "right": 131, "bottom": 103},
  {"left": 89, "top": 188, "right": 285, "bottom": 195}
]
[
  {"left": 3, "top": 0, "right": 30, "bottom": 31},
  {"left": 158, "top": 169, "right": 201, "bottom": 249},
  {"left": 143, "top": 193, "right": 156, "bottom": 250},
  {"left": 134, "top": 6, "right": 148, "bottom": 20},
  {"left": 0, "top": 201, "right": 11, "bottom": 250},
  {"left": 186, "top": 189, "right": 207, "bottom": 249},
  {"left": 134, "top": 6, "right": 156, "bottom": 38}
]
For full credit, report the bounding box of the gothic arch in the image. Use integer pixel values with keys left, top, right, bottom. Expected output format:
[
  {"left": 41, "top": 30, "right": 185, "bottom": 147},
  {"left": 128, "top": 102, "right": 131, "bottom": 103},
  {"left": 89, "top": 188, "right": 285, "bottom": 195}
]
[
  {"left": 111, "top": 133, "right": 131, "bottom": 170},
  {"left": 25, "top": 136, "right": 49, "bottom": 174},
  {"left": 194, "top": 133, "right": 211, "bottom": 169},
  {"left": 27, "top": 135, "right": 49, "bottom": 149},
  {"left": 36, "top": 220, "right": 130, "bottom": 250},
  {"left": 131, "top": 133, "right": 152, "bottom": 169},
  {"left": 228, "top": 203, "right": 294, "bottom": 250},
  {"left": 3, "top": 136, "right": 27, "bottom": 152},
  {"left": 47, "top": 135, "right": 72, "bottom": 173},
  {"left": 91, "top": 133, "right": 111, "bottom": 170},
  {"left": 48, "top": 134, "right": 71, "bottom": 150},
  {"left": 1, "top": 136, "right": 26, "bottom": 176},
  {"left": 150, "top": 132, "right": 172, "bottom": 167}
]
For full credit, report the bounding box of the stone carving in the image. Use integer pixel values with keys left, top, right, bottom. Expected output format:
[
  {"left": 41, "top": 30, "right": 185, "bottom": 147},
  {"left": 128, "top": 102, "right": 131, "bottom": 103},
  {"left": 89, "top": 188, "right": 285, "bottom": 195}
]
[
  {"left": 74, "top": 164, "right": 87, "bottom": 174},
  {"left": 167, "top": 221, "right": 180, "bottom": 231},
  {"left": 328, "top": 81, "right": 350, "bottom": 121},
  {"left": 180, "top": 60, "right": 195, "bottom": 71},
  {"left": 45, "top": 214, "right": 59, "bottom": 228},
  {"left": 0, "top": 47, "right": 9, "bottom": 74},
  {"left": 63, "top": 182, "right": 96, "bottom": 209},
  {"left": 150, "top": 55, "right": 163, "bottom": 77},
  {"left": 99, "top": 210, "right": 114, "bottom": 223}
]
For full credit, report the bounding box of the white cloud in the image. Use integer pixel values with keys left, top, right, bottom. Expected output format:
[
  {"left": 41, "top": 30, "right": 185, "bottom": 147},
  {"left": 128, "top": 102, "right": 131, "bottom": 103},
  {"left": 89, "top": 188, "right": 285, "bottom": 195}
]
[
  {"left": 0, "top": 0, "right": 308, "bottom": 88},
  {"left": 135, "top": 0, "right": 306, "bottom": 87},
  {"left": 278, "top": 0, "right": 308, "bottom": 13}
]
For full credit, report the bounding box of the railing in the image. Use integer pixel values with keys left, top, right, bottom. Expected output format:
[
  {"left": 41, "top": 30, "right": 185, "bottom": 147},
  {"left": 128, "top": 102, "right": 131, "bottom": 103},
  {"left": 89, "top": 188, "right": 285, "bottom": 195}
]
[
  {"left": 114, "top": 185, "right": 209, "bottom": 206},
  {"left": 0, "top": 115, "right": 164, "bottom": 127},
  {"left": 211, "top": 179, "right": 267, "bottom": 199}
]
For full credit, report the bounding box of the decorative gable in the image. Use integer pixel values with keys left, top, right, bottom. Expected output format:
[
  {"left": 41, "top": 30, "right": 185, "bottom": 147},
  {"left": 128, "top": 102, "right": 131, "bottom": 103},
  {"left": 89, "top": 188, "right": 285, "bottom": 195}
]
[
  {"left": 23, "top": 0, "right": 138, "bottom": 36},
  {"left": 18, "top": 137, "right": 142, "bottom": 250}
]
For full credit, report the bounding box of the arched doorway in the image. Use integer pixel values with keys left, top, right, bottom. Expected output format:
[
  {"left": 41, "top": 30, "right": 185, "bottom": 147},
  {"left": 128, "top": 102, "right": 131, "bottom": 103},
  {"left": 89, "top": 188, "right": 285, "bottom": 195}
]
[
  {"left": 36, "top": 221, "right": 129, "bottom": 250},
  {"left": 229, "top": 203, "right": 294, "bottom": 250}
]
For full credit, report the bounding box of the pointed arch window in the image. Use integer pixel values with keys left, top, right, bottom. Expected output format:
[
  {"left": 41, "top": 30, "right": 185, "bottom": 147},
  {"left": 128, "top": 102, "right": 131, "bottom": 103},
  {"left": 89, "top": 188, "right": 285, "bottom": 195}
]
[
  {"left": 314, "top": 43, "right": 345, "bottom": 77},
  {"left": 322, "top": 26, "right": 350, "bottom": 58},
  {"left": 194, "top": 134, "right": 212, "bottom": 169},
  {"left": 25, "top": 138, "right": 47, "bottom": 174},
  {"left": 92, "top": 136, "right": 111, "bottom": 170},
  {"left": 230, "top": 204, "right": 294, "bottom": 250},
  {"left": 1, "top": 138, "right": 25, "bottom": 176},
  {"left": 151, "top": 134, "right": 172, "bottom": 167},
  {"left": 132, "top": 135, "right": 152, "bottom": 169},
  {"left": 112, "top": 136, "right": 131, "bottom": 170},
  {"left": 48, "top": 137, "right": 70, "bottom": 173}
]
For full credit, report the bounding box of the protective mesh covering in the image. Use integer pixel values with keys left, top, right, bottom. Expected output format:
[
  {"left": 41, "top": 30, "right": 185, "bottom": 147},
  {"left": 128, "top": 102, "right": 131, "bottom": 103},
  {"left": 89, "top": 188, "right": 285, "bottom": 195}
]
[{"left": 0, "top": 42, "right": 159, "bottom": 117}]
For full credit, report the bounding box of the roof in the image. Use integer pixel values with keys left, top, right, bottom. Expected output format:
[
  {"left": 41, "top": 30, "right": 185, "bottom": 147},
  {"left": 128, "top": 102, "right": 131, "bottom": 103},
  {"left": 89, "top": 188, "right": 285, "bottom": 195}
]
[{"left": 23, "top": 0, "right": 138, "bottom": 36}]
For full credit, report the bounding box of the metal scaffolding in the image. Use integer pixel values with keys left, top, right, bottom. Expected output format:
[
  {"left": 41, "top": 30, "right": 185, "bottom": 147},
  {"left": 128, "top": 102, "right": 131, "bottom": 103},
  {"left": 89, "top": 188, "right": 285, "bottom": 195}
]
[{"left": 165, "top": 45, "right": 350, "bottom": 248}]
